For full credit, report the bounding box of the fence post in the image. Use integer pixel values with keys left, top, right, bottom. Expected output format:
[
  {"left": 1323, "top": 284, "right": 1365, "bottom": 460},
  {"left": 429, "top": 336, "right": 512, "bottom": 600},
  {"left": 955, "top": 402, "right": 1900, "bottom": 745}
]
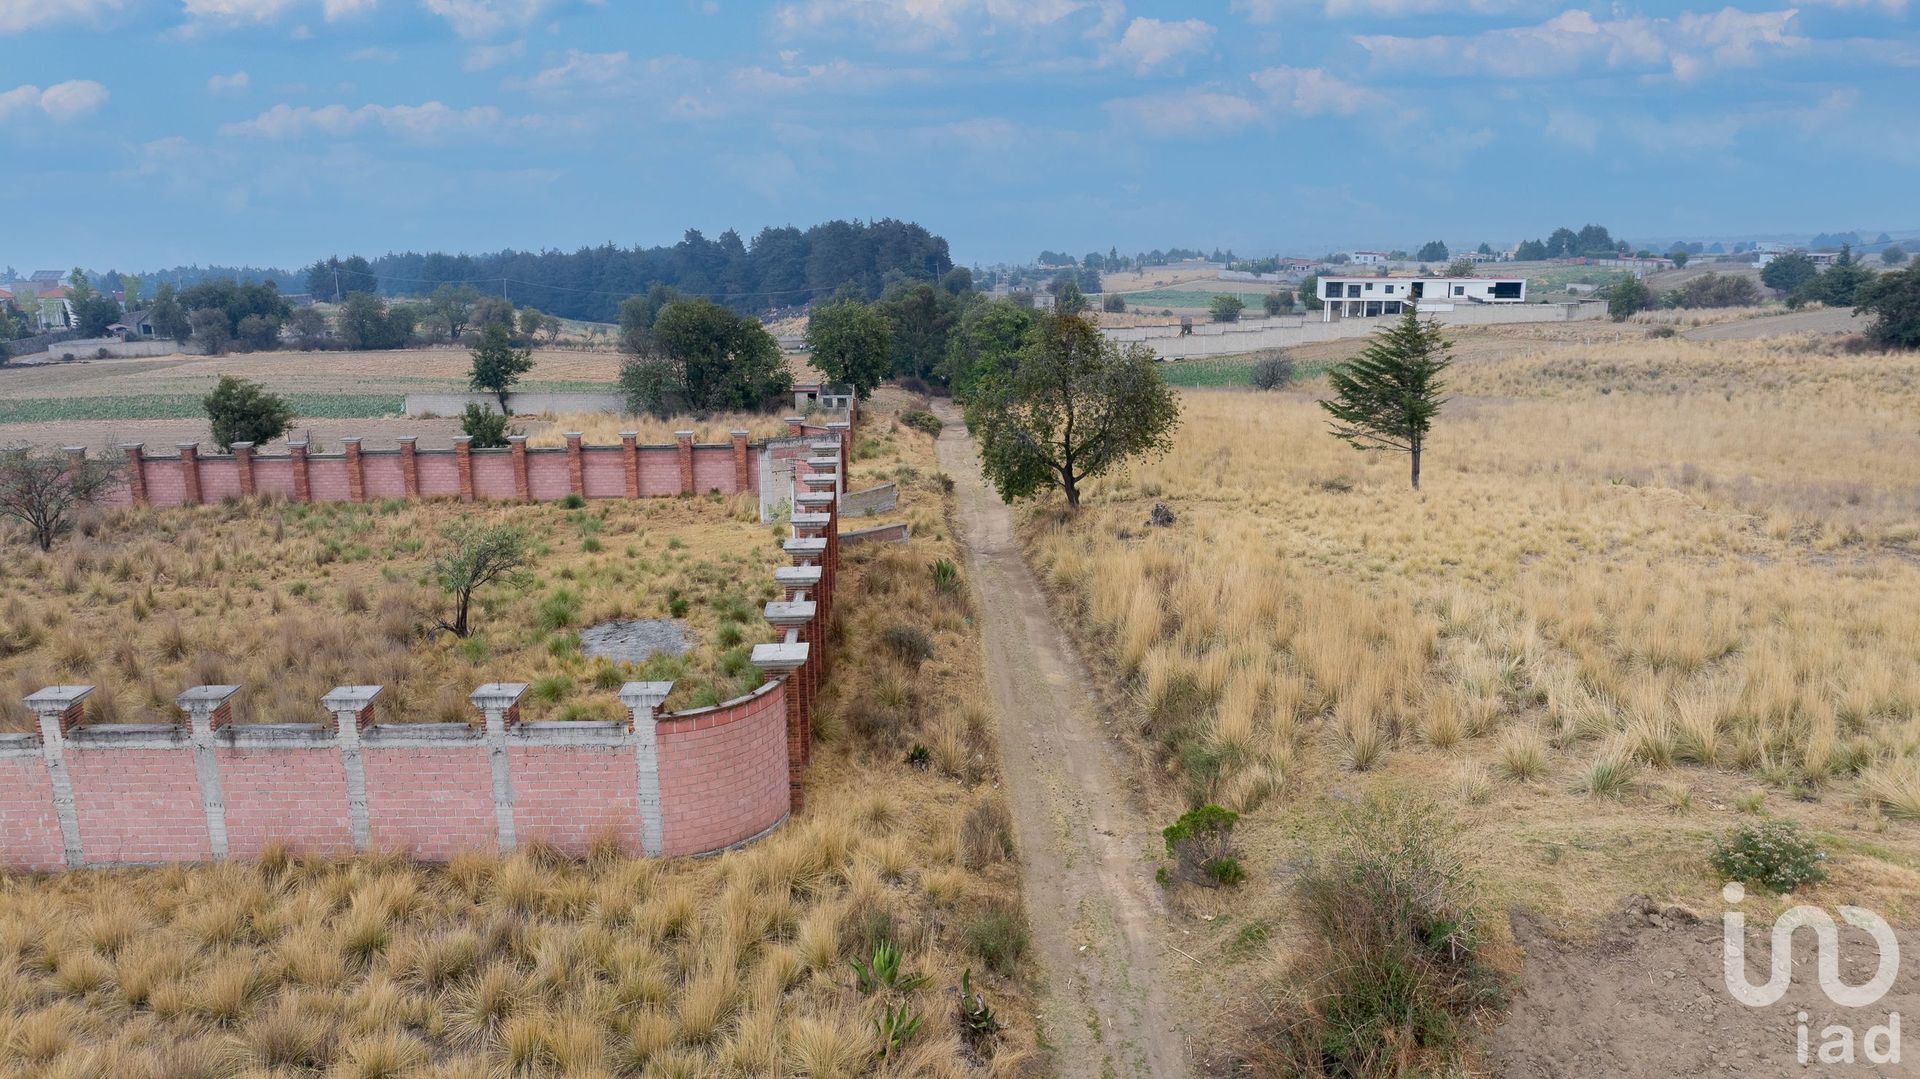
[
  {"left": 231, "top": 442, "right": 255, "bottom": 496},
  {"left": 342, "top": 437, "right": 365, "bottom": 503},
  {"left": 564, "top": 432, "right": 585, "bottom": 497},
  {"left": 397, "top": 436, "right": 419, "bottom": 497},
  {"left": 288, "top": 441, "right": 311, "bottom": 503},
  {"left": 749, "top": 642, "right": 810, "bottom": 813},
  {"left": 675, "top": 431, "right": 694, "bottom": 495},
  {"left": 23, "top": 685, "right": 91, "bottom": 868},
  {"left": 176, "top": 442, "right": 202, "bottom": 505},
  {"left": 620, "top": 432, "right": 639, "bottom": 497},
  {"left": 508, "top": 436, "right": 530, "bottom": 502},
  {"left": 176, "top": 685, "right": 239, "bottom": 861},
  {"left": 619, "top": 681, "right": 674, "bottom": 857},
  {"left": 122, "top": 443, "right": 147, "bottom": 505},
  {"left": 323, "top": 685, "right": 382, "bottom": 852},
  {"left": 731, "top": 430, "right": 750, "bottom": 493},
  {"left": 452, "top": 436, "right": 475, "bottom": 501},
  {"left": 470, "top": 683, "right": 527, "bottom": 851}
]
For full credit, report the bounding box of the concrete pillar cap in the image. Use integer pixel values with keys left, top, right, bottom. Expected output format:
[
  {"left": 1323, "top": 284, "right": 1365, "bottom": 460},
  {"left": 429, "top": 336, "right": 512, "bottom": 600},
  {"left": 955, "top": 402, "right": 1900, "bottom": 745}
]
[
  {"left": 751, "top": 641, "right": 810, "bottom": 673},
  {"left": 470, "top": 683, "right": 529, "bottom": 709},
  {"left": 175, "top": 442, "right": 200, "bottom": 451},
  {"left": 618, "top": 681, "right": 675, "bottom": 711},
  {"left": 322, "top": 685, "right": 384, "bottom": 711},
  {"left": 175, "top": 685, "right": 241, "bottom": 712},
  {"left": 395, "top": 436, "right": 417, "bottom": 445},
  {"left": 24, "top": 685, "right": 93, "bottom": 714},
  {"left": 764, "top": 600, "right": 817, "bottom": 627}
]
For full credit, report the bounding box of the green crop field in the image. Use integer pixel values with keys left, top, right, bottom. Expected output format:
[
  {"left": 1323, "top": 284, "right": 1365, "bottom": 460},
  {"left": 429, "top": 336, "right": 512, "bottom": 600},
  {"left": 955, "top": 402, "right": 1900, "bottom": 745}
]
[
  {"left": 0, "top": 393, "right": 405, "bottom": 424},
  {"left": 1155, "top": 355, "right": 1334, "bottom": 389}
]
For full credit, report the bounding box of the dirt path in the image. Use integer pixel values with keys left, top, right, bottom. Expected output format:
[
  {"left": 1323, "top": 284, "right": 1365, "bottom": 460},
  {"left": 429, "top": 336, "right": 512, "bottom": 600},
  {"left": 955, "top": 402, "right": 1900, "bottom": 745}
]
[
  {"left": 1682, "top": 307, "right": 1866, "bottom": 340},
  {"left": 934, "top": 404, "right": 1190, "bottom": 1078}
]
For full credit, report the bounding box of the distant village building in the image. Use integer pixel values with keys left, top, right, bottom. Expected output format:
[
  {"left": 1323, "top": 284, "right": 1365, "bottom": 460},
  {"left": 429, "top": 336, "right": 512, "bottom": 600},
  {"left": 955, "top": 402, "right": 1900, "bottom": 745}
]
[
  {"left": 1317, "top": 275, "right": 1526, "bottom": 321},
  {"left": 1345, "top": 251, "right": 1389, "bottom": 266}
]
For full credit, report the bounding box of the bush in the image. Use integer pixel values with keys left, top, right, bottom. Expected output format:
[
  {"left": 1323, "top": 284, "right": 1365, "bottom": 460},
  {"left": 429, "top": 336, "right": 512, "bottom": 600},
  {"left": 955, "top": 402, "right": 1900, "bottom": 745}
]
[
  {"left": 1209, "top": 294, "right": 1245, "bottom": 323},
  {"left": 899, "top": 409, "right": 942, "bottom": 437},
  {"left": 930, "top": 558, "right": 960, "bottom": 595},
  {"left": 963, "top": 908, "right": 1028, "bottom": 975},
  {"left": 1263, "top": 290, "right": 1294, "bottom": 316},
  {"left": 1250, "top": 351, "right": 1295, "bottom": 391},
  {"left": 881, "top": 625, "right": 934, "bottom": 668},
  {"left": 203, "top": 375, "right": 294, "bottom": 452},
  {"left": 1102, "top": 293, "right": 1127, "bottom": 313},
  {"left": 1665, "top": 272, "right": 1759, "bottom": 309},
  {"left": 460, "top": 403, "right": 514, "bottom": 448},
  {"left": 1710, "top": 819, "right": 1827, "bottom": 893},
  {"left": 1247, "top": 794, "right": 1500, "bottom": 1078},
  {"left": 1162, "top": 804, "right": 1241, "bottom": 888}
]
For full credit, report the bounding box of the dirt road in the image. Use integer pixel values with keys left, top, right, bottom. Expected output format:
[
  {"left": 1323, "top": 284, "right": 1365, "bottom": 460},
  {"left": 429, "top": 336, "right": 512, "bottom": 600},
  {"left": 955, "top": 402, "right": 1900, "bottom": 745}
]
[
  {"left": 934, "top": 405, "right": 1190, "bottom": 1078},
  {"left": 1683, "top": 307, "right": 1866, "bottom": 340}
]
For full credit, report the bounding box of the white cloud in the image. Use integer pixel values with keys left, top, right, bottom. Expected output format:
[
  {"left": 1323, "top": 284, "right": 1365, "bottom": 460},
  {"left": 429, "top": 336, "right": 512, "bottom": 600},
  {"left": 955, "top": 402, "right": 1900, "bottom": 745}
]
[
  {"left": 521, "top": 48, "right": 630, "bottom": 90},
  {"left": 1249, "top": 65, "right": 1385, "bottom": 115},
  {"left": 1799, "top": 0, "right": 1905, "bottom": 10},
  {"left": 1106, "top": 86, "right": 1263, "bottom": 137},
  {"left": 207, "top": 71, "right": 251, "bottom": 94},
  {"left": 1356, "top": 8, "right": 1806, "bottom": 81},
  {"left": 220, "top": 100, "right": 523, "bottom": 141},
  {"left": 1105, "top": 17, "right": 1214, "bottom": 75},
  {"left": 181, "top": 0, "right": 298, "bottom": 22},
  {"left": 0, "top": 0, "right": 126, "bottom": 34},
  {"left": 463, "top": 39, "right": 525, "bottom": 70},
  {"left": 1232, "top": 0, "right": 1530, "bottom": 17},
  {"left": 1, "top": 80, "right": 110, "bottom": 121},
  {"left": 731, "top": 58, "right": 927, "bottom": 96},
  {"left": 423, "top": 0, "right": 557, "bottom": 39},
  {"left": 322, "top": 0, "right": 377, "bottom": 17},
  {"left": 773, "top": 0, "right": 1092, "bottom": 50},
  {"left": 1544, "top": 108, "right": 1598, "bottom": 152}
]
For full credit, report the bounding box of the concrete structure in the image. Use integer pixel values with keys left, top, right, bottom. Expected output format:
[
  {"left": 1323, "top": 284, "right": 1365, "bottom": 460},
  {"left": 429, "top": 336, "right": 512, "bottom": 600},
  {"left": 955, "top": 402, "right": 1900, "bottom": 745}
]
[
  {"left": 1102, "top": 298, "right": 1603, "bottom": 359},
  {"left": 1346, "top": 251, "right": 1389, "bottom": 266},
  {"left": 1318, "top": 275, "right": 1527, "bottom": 321},
  {"left": 0, "top": 422, "right": 856, "bottom": 871}
]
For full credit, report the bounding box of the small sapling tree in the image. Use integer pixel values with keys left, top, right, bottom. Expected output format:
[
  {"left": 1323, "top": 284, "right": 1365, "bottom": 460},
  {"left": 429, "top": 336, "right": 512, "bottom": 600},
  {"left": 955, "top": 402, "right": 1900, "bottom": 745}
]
[
  {"left": 468, "top": 323, "right": 534, "bottom": 414},
  {"left": 0, "top": 447, "right": 123, "bottom": 551},
  {"left": 432, "top": 517, "right": 530, "bottom": 638},
  {"left": 1320, "top": 305, "right": 1452, "bottom": 490}
]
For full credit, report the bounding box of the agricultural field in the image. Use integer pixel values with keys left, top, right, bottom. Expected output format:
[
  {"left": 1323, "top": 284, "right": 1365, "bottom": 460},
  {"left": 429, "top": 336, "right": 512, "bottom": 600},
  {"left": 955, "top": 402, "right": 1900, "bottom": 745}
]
[
  {"left": 0, "top": 396, "right": 1040, "bottom": 1076},
  {"left": 1017, "top": 328, "right": 1920, "bottom": 1071}
]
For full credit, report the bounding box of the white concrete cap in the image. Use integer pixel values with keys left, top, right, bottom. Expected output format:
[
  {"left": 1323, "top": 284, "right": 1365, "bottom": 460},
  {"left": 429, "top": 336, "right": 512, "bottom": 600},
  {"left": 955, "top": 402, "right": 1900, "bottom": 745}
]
[
  {"left": 783, "top": 537, "right": 828, "bottom": 554},
  {"left": 750, "top": 642, "right": 811, "bottom": 673},
  {"left": 469, "top": 683, "right": 529, "bottom": 708},
  {"left": 322, "top": 685, "right": 384, "bottom": 710},
  {"left": 763, "top": 600, "right": 817, "bottom": 627},
  {"left": 24, "top": 686, "right": 93, "bottom": 712},
  {"left": 618, "top": 681, "right": 675, "bottom": 711},
  {"left": 775, "top": 566, "right": 823, "bottom": 586},
  {"left": 175, "top": 685, "right": 241, "bottom": 710}
]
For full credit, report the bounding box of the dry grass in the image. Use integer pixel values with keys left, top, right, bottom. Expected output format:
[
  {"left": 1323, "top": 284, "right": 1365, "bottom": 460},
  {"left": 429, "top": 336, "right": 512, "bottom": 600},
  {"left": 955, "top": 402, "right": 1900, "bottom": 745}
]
[
  {"left": 0, "top": 492, "right": 786, "bottom": 728},
  {"left": 0, "top": 398, "right": 1036, "bottom": 1076},
  {"left": 524, "top": 413, "right": 795, "bottom": 448}
]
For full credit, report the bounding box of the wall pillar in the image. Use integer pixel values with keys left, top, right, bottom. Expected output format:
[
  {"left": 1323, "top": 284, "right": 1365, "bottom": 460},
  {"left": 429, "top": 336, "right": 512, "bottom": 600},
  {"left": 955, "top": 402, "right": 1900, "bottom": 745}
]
[
  {"left": 564, "top": 432, "right": 585, "bottom": 497},
  {"left": 620, "top": 432, "right": 640, "bottom": 498},
  {"left": 177, "top": 443, "right": 202, "bottom": 505},
  {"left": 231, "top": 442, "right": 255, "bottom": 496},
  {"left": 397, "top": 437, "right": 419, "bottom": 497},
  {"left": 322, "top": 685, "right": 382, "bottom": 852},
  {"left": 177, "top": 685, "right": 239, "bottom": 861},
  {"left": 508, "top": 436, "right": 530, "bottom": 502},
  {"left": 786, "top": 416, "right": 805, "bottom": 437},
  {"left": 342, "top": 438, "right": 365, "bottom": 503},
  {"left": 452, "top": 436, "right": 475, "bottom": 501},
  {"left": 619, "top": 681, "right": 674, "bottom": 857},
  {"left": 24, "top": 685, "right": 90, "bottom": 868},
  {"left": 730, "top": 430, "right": 750, "bottom": 494},
  {"left": 122, "top": 444, "right": 147, "bottom": 505},
  {"left": 471, "top": 683, "right": 527, "bottom": 850},
  {"left": 289, "top": 441, "right": 311, "bottom": 503},
  {"left": 675, "top": 431, "right": 694, "bottom": 495}
]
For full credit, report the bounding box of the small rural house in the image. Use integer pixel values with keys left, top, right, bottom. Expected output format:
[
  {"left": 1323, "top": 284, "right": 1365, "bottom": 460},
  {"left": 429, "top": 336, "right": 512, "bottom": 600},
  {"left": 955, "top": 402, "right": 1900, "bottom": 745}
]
[{"left": 1318, "top": 275, "right": 1526, "bottom": 320}]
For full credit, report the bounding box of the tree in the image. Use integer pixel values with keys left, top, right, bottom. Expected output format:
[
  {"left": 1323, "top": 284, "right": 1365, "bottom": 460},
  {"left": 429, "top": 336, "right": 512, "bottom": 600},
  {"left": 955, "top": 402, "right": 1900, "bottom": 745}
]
[
  {"left": 965, "top": 313, "right": 1180, "bottom": 507},
  {"left": 651, "top": 299, "right": 792, "bottom": 410},
  {"left": 190, "top": 308, "right": 232, "bottom": 354},
  {"left": 1544, "top": 228, "right": 1579, "bottom": 258},
  {"left": 149, "top": 284, "right": 191, "bottom": 344},
  {"left": 460, "top": 403, "right": 514, "bottom": 448},
  {"left": 1263, "top": 291, "right": 1293, "bottom": 316},
  {"left": 428, "top": 284, "right": 479, "bottom": 342},
  {"left": 1102, "top": 293, "right": 1127, "bottom": 314},
  {"left": 944, "top": 299, "right": 1037, "bottom": 403},
  {"left": 806, "top": 299, "right": 894, "bottom": 399},
  {"left": 1668, "top": 249, "right": 1690, "bottom": 268},
  {"left": 1514, "top": 239, "right": 1548, "bottom": 262},
  {"left": 618, "top": 285, "right": 684, "bottom": 356},
  {"left": 1882, "top": 244, "right": 1907, "bottom": 267},
  {"left": 1761, "top": 252, "right": 1818, "bottom": 294},
  {"left": 432, "top": 517, "right": 530, "bottom": 638},
  {"left": 1301, "top": 275, "right": 1323, "bottom": 311},
  {"left": 1051, "top": 278, "right": 1088, "bottom": 315},
  {"left": 618, "top": 355, "right": 689, "bottom": 418},
  {"left": 1856, "top": 263, "right": 1920, "bottom": 348},
  {"left": 470, "top": 295, "right": 515, "bottom": 332},
  {"left": 1443, "top": 258, "right": 1476, "bottom": 277},
  {"left": 468, "top": 324, "right": 534, "bottom": 413},
  {"left": 1607, "top": 276, "right": 1653, "bottom": 320},
  {"left": 0, "top": 447, "right": 123, "bottom": 551},
  {"left": 518, "top": 306, "right": 546, "bottom": 339},
  {"left": 1476, "top": 243, "right": 1492, "bottom": 256},
  {"left": 1209, "top": 294, "right": 1245, "bottom": 323},
  {"left": 286, "top": 306, "right": 330, "bottom": 349},
  {"left": 1804, "top": 245, "right": 1872, "bottom": 308},
  {"left": 236, "top": 314, "right": 281, "bottom": 351},
  {"left": 337, "top": 292, "right": 413, "bottom": 350},
  {"left": 1319, "top": 305, "right": 1451, "bottom": 490},
  {"left": 876, "top": 282, "right": 961, "bottom": 381},
  {"left": 304, "top": 255, "right": 377, "bottom": 302},
  {"left": 1417, "top": 241, "right": 1449, "bottom": 262},
  {"left": 1251, "top": 351, "right": 1295, "bottom": 390},
  {"left": 203, "top": 375, "right": 295, "bottom": 451},
  {"left": 1668, "top": 273, "right": 1758, "bottom": 309}
]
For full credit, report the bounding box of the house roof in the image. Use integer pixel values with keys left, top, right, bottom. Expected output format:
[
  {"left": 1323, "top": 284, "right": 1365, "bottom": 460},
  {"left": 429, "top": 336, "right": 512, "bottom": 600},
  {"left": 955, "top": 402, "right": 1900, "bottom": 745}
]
[
  {"left": 123, "top": 309, "right": 151, "bottom": 324},
  {"left": 29, "top": 270, "right": 63, "bottom": 283}
]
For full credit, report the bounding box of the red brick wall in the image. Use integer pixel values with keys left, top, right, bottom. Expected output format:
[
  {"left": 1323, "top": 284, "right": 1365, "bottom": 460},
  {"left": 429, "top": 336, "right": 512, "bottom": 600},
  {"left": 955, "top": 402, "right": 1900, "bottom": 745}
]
[
  {"left": 638, "top": 447, "right": 681, "bottom": 496},
  {"left": 253, "top": 458, "right": 298, "bottom": 500},
  {"left": 360, "top": 746, "right": 496, "bottom": 858},
  {"left": 307, "top": 458, "right": 353, "bottom": 502},
  {"left": 471, "top": 452, "right": 516, "bottom": 500},
  {"left": 581, "top": 449, "right": 626, "bottom": 498},
  {"left": 361, "top": 454, "right": 407, "bottom": 500},
  {"left": 657, "top": 683, "right": 790, "bottom": 856},
  {"left": 417, "top": 454, "right": 461, "bottom": 498},
  {"left": 216, "top": 747, "right": 354, "bottom": 859},
  {"left": 691, "top": 447, "right": 733, "bottom": 496},
  {"left": 508, "top": 746, "right": 641, "bottom": 854},
  {"left": 0, "top": 757, "right": 64, "bottom": 871},
  {"left": 526, "top": 454, "right": 571, "bottom": 501},
  {"left": 141, "top": 456, "right": 188, "bottom": 507},
  {"left": 197, "top": 458, "right": 243, "bottom": 502},
  {"left": 63, "top": 747, "right": 210, "bottom": 864}
]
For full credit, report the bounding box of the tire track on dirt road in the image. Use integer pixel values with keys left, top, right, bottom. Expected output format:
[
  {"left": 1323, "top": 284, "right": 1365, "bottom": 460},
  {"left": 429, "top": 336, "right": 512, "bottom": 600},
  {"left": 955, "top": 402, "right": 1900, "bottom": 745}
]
[{"left": 933, "top": 403, "right": 1189, "bottom": 1079}]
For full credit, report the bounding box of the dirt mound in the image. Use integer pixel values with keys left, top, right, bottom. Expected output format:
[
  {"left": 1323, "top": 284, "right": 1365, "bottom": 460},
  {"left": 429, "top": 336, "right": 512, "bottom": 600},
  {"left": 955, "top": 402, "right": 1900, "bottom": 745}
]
[{"left": 1488, "top": 897, "right": 1915, "bottom": 1077}]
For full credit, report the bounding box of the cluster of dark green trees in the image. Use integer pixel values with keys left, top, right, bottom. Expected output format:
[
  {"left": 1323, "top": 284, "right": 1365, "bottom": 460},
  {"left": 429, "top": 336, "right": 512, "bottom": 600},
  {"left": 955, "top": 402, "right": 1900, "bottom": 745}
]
[
  {"left": 300, "top": 220, "right": 952, "bottom": 322},
  {"left": 616, "top": 289, "right": 792, "bottom": 416},
  {"left": 1512, "top": 225, "right": 1629, "bottom": 262}
]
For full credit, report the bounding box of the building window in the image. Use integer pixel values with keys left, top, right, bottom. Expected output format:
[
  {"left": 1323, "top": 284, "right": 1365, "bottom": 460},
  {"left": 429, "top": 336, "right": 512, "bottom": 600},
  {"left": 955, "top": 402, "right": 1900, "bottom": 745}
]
[
  {"left": 1453, "top": 285, "right": 1465, "bottom": 296},
  {"left": 1346, "top": 284, "right": 1362, "bottom": 298}
]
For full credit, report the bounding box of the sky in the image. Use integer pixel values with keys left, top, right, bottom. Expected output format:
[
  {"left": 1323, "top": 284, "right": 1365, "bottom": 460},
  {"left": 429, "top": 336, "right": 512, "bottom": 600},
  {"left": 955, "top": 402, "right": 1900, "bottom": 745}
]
[{"left": 2, "top": 0, "right": 1917, "bottom": 273}]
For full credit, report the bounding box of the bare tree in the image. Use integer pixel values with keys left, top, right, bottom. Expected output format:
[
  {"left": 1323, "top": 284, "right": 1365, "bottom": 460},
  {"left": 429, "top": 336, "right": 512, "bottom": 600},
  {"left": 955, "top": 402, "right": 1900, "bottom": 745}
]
[
  {"left": 431, "top": 517, "right": 530, "bottom": 637},
  {"left": 0, "top": 447, "right": 123, "bottom": 551}
]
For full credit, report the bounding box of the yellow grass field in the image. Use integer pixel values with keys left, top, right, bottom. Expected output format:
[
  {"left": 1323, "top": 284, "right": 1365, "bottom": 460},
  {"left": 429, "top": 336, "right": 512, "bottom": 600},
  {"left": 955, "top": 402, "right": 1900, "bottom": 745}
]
[
  {"left": 0, "top": 400, "right": 1039, "bottom": 1077},
  {"left": 1023, "top": 333, "right": 1920, "bottom": 912}
]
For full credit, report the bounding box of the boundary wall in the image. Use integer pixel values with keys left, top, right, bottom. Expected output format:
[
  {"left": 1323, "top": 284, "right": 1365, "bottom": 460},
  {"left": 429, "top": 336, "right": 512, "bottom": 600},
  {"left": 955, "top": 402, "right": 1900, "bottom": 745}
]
[
  {"left": 1103, "top": 300, "right": 1605, "bottom": 359},
  {"left": 3, "top": 424, "right": 857, "bottom": 871}
]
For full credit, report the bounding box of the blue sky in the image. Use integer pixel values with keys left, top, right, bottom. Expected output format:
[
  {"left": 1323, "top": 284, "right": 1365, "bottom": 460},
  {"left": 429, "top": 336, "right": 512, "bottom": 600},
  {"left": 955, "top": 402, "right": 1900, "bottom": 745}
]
[{"left": 3, "top": 0, "right": 1916, "bottom": 272}]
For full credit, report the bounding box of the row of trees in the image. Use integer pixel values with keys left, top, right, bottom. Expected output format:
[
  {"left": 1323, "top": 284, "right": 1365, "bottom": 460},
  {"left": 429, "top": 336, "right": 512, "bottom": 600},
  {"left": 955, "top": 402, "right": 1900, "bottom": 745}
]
[
  {"left": 1513, "top": 224, "right": 1629, "bottom": 262},
  {"left": 301, "top": 219, "right": 953, "bottom": 322}
]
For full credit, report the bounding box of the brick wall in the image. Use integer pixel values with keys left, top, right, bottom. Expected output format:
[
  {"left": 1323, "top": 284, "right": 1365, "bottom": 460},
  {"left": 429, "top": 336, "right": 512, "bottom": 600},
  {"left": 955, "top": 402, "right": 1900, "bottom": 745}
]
[
  {"left": 657, "top": 685, "right": 790, "bottom": 855},
  {"left": 362, "top": 744, "right": 497, "bottom": 859},
  {"left": 509, "top": 745, "right": 642, "bottom": 852},
  {"left": 0, "top": 753, "right": 64, "bottom": 872},
  {"left": 217, "top": 746, "right": 354, "bottom": 859},
  {"left": 63, "top": 745, "right": 211, "bottom": 864}
]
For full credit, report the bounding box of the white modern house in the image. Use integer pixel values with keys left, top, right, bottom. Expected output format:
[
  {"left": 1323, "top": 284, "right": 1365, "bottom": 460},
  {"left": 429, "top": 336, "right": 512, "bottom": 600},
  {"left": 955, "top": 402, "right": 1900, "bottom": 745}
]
[
  {"left": 1318, "top": 276, "right": 1526, "bottom": 321},
  {"left": 1345, "top": 250, "right": 1390, "bottom": 266}
]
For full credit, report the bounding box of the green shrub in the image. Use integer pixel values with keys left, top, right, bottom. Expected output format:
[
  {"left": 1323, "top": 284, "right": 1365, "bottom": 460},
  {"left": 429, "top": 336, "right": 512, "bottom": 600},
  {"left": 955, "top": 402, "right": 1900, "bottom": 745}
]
[
  {"left": 537, "top": 588, "right": 581, "bottom": 632},
  {"left": 459, "top": 403, "right": 514, "bottom": 448},
  {"left": 559, "top": 492, "right": 586, "bottom": 510},
  {"left": 668, "top": 597, "right": 690, "bottom": 618},
  {"left": 1249, "top": 794, "right": 1501, "bottom": 1078},
  {"left": 1250, "top": 351, "right": 1295, "bottom": 391},
  {"left": 899, "top": 409, "right": 943, "bottom": 437},
  {"left": 881, "top": 625, "right": 934, "bottom": 668},
  {"left": 203, "top": 375, "right": 294, "bottom": 452},
  {"left": 963, "top": 908, "right": 1028, "bottom": 976},
  {"left": 930, "top": 558, "right": 960, "bottom": 595},
  {"left": 1709, "top": 819, "right": 1827, "bottom": 893},
  {"left": 1162, "top": 804, "right": 1242, "bottom": 888}
]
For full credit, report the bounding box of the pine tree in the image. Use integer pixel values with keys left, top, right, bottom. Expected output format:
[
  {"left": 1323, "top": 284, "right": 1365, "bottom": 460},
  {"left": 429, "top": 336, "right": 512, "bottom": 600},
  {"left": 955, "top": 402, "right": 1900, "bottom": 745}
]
[{"left": 1319, "top": 306, "right": 1451, "bottom": 490}]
